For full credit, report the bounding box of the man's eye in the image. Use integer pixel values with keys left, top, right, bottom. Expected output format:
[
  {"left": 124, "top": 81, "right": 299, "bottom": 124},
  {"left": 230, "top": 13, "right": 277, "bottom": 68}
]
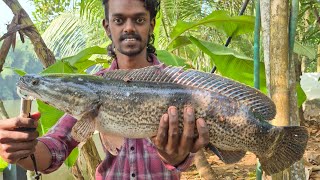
[
  {"left": 136, "top": 18, "right": 146, "bottom": 24},
  {"left": 113, "top": 18, "right": 123, "bottom": 24}
]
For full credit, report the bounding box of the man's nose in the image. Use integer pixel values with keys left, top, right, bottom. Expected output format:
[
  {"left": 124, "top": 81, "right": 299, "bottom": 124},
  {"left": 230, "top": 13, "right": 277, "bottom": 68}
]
[{"left": 124, "top": 20, "right": 135, "bottom": 34}]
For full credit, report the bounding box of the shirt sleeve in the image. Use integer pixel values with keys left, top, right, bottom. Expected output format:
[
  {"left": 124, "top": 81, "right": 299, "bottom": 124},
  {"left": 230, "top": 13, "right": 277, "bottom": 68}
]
[
  {"left": 38, "top": 114, "right": 79, "bottom": 173},
  {"left": 161, "top": 153, "right": 195, "bottom": 172}
]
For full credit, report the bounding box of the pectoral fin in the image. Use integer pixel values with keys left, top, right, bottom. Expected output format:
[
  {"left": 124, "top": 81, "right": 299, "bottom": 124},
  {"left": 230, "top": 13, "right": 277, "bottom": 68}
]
[
  {"left": 72, "top": 118, "right": 96, "bottom": 142},
  {"left": 207, "top": 143, "right": 246, "bottom": 164}
]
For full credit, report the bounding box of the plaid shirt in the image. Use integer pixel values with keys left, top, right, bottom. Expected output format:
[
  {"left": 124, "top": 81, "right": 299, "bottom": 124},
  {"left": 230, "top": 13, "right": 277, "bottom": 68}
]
[{"left": 38, "top": 55, "right": 194, "bottom": 179}]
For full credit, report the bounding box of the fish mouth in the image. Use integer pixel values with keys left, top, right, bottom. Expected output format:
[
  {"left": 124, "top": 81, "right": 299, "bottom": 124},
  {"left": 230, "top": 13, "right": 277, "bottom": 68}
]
[{"left": 16, "top": 82, "right": 39, "bottom": 100}]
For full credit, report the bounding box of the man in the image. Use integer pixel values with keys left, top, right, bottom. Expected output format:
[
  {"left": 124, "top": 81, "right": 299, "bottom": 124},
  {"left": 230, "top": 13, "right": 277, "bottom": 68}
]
[{"left": 0, "top": 0, "right": 209, "bottom": 179}]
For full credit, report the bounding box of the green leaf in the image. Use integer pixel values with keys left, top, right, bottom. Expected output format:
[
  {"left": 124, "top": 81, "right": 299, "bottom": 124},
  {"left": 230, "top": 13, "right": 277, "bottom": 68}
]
[
  {"left": 153, "top": 11, "right": 162, "bottom": 49},
  {"left": 3, "top": 67, "right": 27, "bottom": 76},
  {"left": 40, "top": 61, "right": 77, "bottom": 74},
  {"left": 167, "top": 36, "right": 192, "bottom": 51},
  {"left": 294, "top": 42, "right": 317, "bottom": 59},
  {"left": 296, "top": 83, "right": 307, "bottom": 108},
  {"left": 156, "top": 50, "right": 192, "bottom": 68},
  {"left": 74, "top": 60, "right": 99, "bottom": 73},
  {"left": 188, "top": 36, "right": 267, "bottom": 93},
  {"left": 169, "top": 10, "right": 254, "bottom": 46},
  {"left": 0, "top": 158, "right": 8, "bottom": 172},
  {"left": 64, "top": 147, "right": 79, "bottom": 167},
  {"left": 62, "top": 46, "right": 107, "bottom": 67},
  {"left": 37, "top": 100, "right": 64, "bottom": 136},
  {"left": 188, "top": 36, "right": 252, "bottom": 60}
]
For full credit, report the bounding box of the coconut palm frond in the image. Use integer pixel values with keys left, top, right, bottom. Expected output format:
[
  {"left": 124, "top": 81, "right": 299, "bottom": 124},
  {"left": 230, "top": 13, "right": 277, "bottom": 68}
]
[
  {"left": 42, "top": 11, "right": 107, "bottom": 59},
  {"left": 79, "top": 0, "right": 104, "bottom": 23}
]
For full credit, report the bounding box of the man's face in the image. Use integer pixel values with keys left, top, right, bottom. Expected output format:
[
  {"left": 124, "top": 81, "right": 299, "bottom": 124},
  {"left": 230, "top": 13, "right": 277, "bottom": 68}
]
[{"left": 103, "top": 0, "right": 155, "bottom": 57}]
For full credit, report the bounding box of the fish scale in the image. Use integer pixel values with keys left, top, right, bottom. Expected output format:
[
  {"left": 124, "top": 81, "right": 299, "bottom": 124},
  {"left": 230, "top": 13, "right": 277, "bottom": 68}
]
[{"left": 17, "top": 64, "right": 308, "bottom": 175}]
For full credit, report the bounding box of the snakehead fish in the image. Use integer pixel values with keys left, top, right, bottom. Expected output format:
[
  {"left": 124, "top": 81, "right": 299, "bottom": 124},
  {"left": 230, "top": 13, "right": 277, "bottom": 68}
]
[{"left": 17, "top": 64, "right": 308, "bottom": 175}]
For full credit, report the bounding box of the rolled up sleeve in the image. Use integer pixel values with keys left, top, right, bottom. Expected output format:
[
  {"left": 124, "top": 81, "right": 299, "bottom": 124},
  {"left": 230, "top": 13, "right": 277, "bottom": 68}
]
[{"left": 38, "top": 114, "right": 79, "bottom": 173}]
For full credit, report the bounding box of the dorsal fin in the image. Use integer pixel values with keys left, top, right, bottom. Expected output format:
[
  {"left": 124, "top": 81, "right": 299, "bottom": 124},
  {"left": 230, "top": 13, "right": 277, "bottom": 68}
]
[{"left": 103, "top": 64, "right": 276, "bottom": 120}]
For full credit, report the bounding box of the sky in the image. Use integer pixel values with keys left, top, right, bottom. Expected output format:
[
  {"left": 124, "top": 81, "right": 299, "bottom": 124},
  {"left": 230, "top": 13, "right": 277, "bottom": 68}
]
[{"left": 0, "top": 0, "right": 35, "bottom": 33}]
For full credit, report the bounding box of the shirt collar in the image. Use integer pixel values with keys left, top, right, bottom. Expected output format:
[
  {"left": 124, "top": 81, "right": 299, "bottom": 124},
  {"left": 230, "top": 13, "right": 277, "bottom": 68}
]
[{"left": 108, "top": 54, "right": 160, "bottom": 71}]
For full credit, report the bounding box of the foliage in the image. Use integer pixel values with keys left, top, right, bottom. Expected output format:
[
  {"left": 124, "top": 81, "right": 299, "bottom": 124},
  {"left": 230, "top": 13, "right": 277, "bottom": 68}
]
[
  {"left": 298, "top": 0, "right": 320, "bottom": 45},
  {"left": 65, "top": 148, "right": 79, "bottom": 167},
  {"left": 32, "top": 0, "right": 76, "bottom": 32},
  {"left": 0, "top": 158, "right": 8, "bottom": 172},
  {"left": 294, "top": 42, "right": 317, "bottom": 60},
  {"left": 1, "top": 0, "right": 314, "bottom": 171},
  {"left": 0, "top": 40, "right": 42, "bottom": 100},
  {"left": 168, "top": 10, "right": 255, "bottom": 46},
  {"left": 42, "top": 12, "right": 107, "bottom": 59},
  {"left": 295, "top": 0, "right": 320, "bottom": 72}
]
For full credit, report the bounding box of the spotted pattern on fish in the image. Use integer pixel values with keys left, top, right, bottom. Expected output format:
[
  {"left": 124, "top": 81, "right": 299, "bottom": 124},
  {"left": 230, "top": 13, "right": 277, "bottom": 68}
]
[{"left": 17, "top": 65, "right": 309, "bottom": 175}]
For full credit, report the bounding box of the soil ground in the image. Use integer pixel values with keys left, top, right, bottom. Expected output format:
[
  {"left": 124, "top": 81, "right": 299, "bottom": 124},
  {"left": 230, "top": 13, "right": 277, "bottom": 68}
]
[{"left": 181, "top": 120, "right": 320, "bottom": 180}]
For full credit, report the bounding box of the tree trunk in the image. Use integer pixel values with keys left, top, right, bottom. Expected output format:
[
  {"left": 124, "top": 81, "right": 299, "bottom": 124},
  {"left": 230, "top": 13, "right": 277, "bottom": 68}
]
[
  {"left": 260, "top": 0, "right": 271, "bottom": 96},
  {"left": 295, "top": 56, "right": 306, "bottom": 126},
  {"left": 270, "top": 0, "right": 290, "bottom": 126},
  {"left": 194, "top": 149, "right": 216, "bottom": 180},
  {"left": 269, "top": 0, "right": 290, "bottom": 179},
  {"left": 300, "top": 9, "right": 310, "bottom": 73},
  {"left": 301, "top": 56, "right": 307, "bottom": 73},
  {"left": 3, "top": 0, "right": 56, "bottom": 68},
  {"left": 71, "top": 159, "right": 85, "bottom": 180},
  {"left": 317, "top": 45, "right": 320, "bottom": 72},
  {"left": 0, "top": 20, "right": 14, "bottom": 73},
  {"left": 288, "top": 51, "right": 306, "bottom": 179},
  {"left": 79, "top": 138, "right": 101, "bottom": 180}
]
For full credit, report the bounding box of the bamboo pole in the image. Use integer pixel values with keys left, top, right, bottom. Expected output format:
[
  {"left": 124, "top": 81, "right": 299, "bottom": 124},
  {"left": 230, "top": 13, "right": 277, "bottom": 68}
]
[{"left": 253, "top": 0, "right": 262, "bottom": 178}]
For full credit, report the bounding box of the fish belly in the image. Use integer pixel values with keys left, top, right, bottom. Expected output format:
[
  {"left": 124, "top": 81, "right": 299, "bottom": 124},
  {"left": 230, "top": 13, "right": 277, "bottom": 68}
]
[{"left": 95, "top": 82, "right": 212, "bottom": 138}]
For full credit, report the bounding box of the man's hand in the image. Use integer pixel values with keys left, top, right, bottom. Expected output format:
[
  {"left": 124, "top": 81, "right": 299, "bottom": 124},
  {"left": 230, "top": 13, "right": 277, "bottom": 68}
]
[
  {"left": 152, "top": 106, "right": 209, "bottom": 166},
  {"left": 0, "top": 112, "right": 40, "bottom": 163}
]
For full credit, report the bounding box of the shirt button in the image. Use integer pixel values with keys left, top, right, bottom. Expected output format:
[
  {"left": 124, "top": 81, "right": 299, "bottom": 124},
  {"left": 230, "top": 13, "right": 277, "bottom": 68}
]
[
  {"left": 131, "top": 173, "right": 136, "bottom": 177},
  {"left": 130, "top": 146, "right": 135, "bottom": 151}
]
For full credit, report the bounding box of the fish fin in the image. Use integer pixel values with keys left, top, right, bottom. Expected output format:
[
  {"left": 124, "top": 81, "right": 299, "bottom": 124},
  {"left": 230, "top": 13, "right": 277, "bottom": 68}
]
[
  {"left": 71, "top": 118, "right": 96, "bottom": 142},
  {"left": 103, "top": 65, "right": 275, "bottom": 121},
  {"left": 207, "top": 143, "right": 246, "bottom": 164},
  {"left": 258, "top": 126, "right": 309, "bottom": 175}
]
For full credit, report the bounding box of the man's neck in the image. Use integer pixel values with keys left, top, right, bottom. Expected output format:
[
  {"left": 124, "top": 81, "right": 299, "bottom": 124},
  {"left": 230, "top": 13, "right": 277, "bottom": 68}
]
[{"left": 116, "top": 53, "right": 152, "bottom": 70}]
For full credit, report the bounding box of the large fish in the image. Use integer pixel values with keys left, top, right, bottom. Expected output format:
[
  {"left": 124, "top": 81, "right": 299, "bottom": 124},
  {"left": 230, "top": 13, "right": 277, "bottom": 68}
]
[{"left": 17, "top": 65, "right": 308, "bottom": 175}]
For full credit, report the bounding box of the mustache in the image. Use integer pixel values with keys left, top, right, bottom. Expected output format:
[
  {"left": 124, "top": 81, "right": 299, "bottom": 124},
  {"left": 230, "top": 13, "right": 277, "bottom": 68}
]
[{"left": 119, "top": 34, "right": 141, "bottom": 41}]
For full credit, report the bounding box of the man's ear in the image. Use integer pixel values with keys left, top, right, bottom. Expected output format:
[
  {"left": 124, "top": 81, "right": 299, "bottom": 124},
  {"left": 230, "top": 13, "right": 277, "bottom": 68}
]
[{"left": 102, "top": 19, "right": 111, "bottom": 38}]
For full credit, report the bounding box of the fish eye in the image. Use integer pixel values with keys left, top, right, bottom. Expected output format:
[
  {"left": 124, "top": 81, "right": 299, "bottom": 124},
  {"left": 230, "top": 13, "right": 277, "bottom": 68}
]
[{"left": 31, "top": 79, "right": 40, "bottom": 86}]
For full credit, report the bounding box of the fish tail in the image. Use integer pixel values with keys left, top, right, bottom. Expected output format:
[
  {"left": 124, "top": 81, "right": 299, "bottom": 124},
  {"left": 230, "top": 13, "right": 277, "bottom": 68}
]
[{"left": 258, "top": 126, "right": 309, "bottom": 175}]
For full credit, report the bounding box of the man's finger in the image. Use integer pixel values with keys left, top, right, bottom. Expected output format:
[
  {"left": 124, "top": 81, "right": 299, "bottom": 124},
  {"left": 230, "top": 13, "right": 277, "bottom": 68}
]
[
  {"left": 166, "top": 106, "right": 180, "bottom": 154},
  {"left": 154, "top": 114, "right": 169, "bottom": 150},
  {"left": 179, "top": 106, "right": 195, "bottom": 154},
  {"left": 1, "top": 149, "right": 36, "bottom": 164},
  {"left": 0, "top": 130, "right": 39, "bottom": 143},
  {"left": 0, "top": 140, "right": 38, "bottom": 152},
  {"left": 0, "top": 117, "right": 37, "bottom": 130},
  {"left": 192, "top": 118, "right": 209, "bottom": 153}
]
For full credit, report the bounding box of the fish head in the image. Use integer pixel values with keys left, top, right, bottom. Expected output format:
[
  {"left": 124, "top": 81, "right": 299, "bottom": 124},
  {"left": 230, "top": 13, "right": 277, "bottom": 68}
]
[{"left": 17, "top": 74, "right": 100, "bottom": 117}]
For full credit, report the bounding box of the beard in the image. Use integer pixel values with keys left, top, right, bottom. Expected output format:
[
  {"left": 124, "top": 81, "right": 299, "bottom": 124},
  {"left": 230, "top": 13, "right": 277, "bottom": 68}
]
[
  {"left": 113, "top": 32, "right": 151, "bottom": 57},
  {"left": 117, "top": 43, "right": 146, "bottom": 56}
]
